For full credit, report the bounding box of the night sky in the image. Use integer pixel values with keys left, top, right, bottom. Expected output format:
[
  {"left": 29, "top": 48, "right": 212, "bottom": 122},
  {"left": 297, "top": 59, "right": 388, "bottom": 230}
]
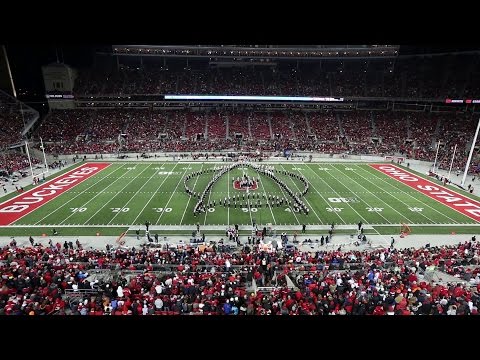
[{"left": 4, "top": 45, "right": 97, "bottom": 113}]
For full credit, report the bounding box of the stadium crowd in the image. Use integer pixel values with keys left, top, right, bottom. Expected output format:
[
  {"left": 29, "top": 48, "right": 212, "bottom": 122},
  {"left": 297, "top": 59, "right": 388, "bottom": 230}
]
[
  {"left": 2, "top": 52, "right": 480, "bottom": 175},
  {"left": 28, "top": 108, "right": 479, "bottom": 175},
  {"left": 1, "top": 236, "right": 479, "bottom": 315},
  {"left": 0, "top": 152, "right": 41, "bottom": 174},
  {"left": 72, "top": 53, "right": 480, "bottom": 99}
]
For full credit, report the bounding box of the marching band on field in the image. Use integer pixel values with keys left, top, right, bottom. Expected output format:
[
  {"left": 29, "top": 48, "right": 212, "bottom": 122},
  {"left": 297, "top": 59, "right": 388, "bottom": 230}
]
[{"left": 183, "top": 162, "right": 310, "bottom": 216}]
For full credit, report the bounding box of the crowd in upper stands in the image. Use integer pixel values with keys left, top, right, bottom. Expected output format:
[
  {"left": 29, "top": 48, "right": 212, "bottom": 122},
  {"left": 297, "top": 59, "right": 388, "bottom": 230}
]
[
  {"left": 1, "top": 236, "right": 479, "bottom": 315},
  {"left": 72, "top": 53, "right": 480, "bottom": 99}
]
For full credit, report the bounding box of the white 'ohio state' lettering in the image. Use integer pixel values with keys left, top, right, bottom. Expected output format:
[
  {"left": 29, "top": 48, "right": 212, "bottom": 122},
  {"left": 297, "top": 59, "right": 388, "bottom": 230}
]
[
  {"left": 417, "top": 185, "right": 439, "bottom": 191},
  {"left": 32, "top": 190, "right": 56, "bottom": 197},
  {"left": 56, "top": 178, "right": 77, "bottom": 185},
  {"left": 0, "top": 205, "right": 29, "bottom": 212},
  {"left": 466, "top": 209, "right": 480, "bottom": 217},
  {"left": 378, "top": 166, "right": 417, "bottom": 182},
  {"left": 16, "top": 197, "right": 44, "bottom": 204}
]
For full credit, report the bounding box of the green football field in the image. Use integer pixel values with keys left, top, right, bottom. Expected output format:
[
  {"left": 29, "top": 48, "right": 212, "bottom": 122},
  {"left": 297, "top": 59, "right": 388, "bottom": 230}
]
[{"left": 4, "top": 161, "right": 480, "bottom": 231}]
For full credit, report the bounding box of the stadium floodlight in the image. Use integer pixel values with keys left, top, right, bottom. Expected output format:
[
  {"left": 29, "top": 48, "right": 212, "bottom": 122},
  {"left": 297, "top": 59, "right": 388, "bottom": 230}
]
[{"left": 462, "top": 117, "right": 480, "bottom": 186}]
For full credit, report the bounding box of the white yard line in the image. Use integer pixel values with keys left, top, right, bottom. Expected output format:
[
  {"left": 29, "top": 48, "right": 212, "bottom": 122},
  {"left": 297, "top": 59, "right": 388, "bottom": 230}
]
[
  {"left": 246, "top": 188, "right": 253, "bottom": 227},
  {"left": 203, "top": 164, "right": 235, "bottom": 226},
  {"left": 256, "top": 170, "right": 277, "bottom": 226},
  {"left": 155, "top": 165, "right": 192, "bottom": 224},
  {"left": 318, "top": 164, "right": 392, "bottom": 223},
  {"left": 107, "top": 163, "right": 169, "bottom": 225},
  {"left": 298, "top": 164, "right": 346, "bottom": 224},
  {"left": 304, "top": 163, "right": 364, "bottom": 224},
  {"left": 244, "top": 168, "right": 254, "bottom": 227},
  {"left": 179, "top": 163, "right": 204, "bottom": 225},
  {"left": 131, "top": 162, "right": 179, "bottom": 225},
  {"left": 78, "top": 164, "right": 154, "bottom": 225},
  {"left": 279, "top": 164, "right": 323, "bottom": 225},
  {"left": 330, "top": 164, "right": 415, "bottom": 224},
  {"left": 228, "top": 164, "right": 230, "bottom": 226},
  {"left": 359, "top": 164, "right": 461, "bottom": 224},
  {"left": 33, "top": 164, "right": 124, "bottom": 225},
  {"left": 269, "top": 166, "right": 300, "bottom": 225},
  {"left": 203, "top": 167, "right": 220, "bottom": 226}
]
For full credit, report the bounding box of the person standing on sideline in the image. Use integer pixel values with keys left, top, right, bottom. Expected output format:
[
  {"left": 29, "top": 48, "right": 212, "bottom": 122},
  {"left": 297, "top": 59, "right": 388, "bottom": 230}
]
[
  {"left": 358, "top": 221, "right": 362, "bottom": 230},
  {"left": 390, "top": 237, "right": 395, "bottom": 247},
  {"left": 302, "top": 224, "right": 306, "bottom": 234},
  {"left": 145, "top": 221, "right": 150, "bottom": 232}
]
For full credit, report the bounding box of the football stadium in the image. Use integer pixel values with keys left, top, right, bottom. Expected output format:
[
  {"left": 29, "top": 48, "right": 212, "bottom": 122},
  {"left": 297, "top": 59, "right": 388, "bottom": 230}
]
[{"left": 0, "top": 44, "right": 479, "bottom": 315}]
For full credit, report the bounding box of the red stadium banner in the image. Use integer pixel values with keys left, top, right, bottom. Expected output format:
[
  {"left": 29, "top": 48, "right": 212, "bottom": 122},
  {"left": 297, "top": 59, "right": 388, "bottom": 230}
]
[{"left": 0, "top": 163, "right": 111, "bottom": 225}]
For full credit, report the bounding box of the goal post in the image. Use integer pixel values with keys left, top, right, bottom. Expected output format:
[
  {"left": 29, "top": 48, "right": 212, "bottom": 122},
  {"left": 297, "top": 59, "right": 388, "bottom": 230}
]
[{"left": 24, "top": 139, "right": 50, "bottom": 184}]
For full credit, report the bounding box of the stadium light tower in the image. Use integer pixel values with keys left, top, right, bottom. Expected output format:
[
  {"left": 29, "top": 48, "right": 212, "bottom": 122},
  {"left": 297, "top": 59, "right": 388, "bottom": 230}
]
[{"left": 462, "top": 117, "right": 480, "bottom": 187}]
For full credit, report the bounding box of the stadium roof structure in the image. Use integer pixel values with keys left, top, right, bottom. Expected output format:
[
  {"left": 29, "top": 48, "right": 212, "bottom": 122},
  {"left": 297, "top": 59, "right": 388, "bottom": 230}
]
[{"left": 109, "top": 45, "right": 399, "bottom": 60}]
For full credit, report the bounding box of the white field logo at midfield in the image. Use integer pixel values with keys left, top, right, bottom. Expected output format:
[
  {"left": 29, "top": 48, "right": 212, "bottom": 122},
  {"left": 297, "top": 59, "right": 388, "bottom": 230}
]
[
  {"left": 372, "top": 164, "right": 480, "bottom": 221},
  {"left": 0, "top": 163, "right": 110, "bottom": 225}
]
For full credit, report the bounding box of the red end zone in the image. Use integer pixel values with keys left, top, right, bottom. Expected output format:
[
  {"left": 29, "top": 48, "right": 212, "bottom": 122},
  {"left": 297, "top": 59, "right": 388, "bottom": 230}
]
[
  {"left": 370, "top": 164, "right": 480, "bottom": 222},
  {"left": 0, "top": 163, "right": 111, "bottom": 225}
]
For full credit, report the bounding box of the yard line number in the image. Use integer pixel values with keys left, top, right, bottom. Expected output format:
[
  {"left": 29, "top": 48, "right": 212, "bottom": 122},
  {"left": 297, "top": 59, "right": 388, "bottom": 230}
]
[
  {"left": 152, "top": 207, "right": 172, "bottom": 213},
  {"left": 111, "top": 207, "right": 130, "bottom": 212}
]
